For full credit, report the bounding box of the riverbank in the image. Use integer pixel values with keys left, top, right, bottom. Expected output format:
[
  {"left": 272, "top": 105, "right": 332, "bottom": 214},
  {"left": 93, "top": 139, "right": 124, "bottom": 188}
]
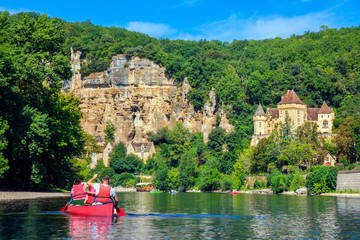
[
  {"left": 320, "top": 193, "right": 360, "bottom": 197},
  {"left": 0, "top": 191, "right": 69, "bottom": 200}
]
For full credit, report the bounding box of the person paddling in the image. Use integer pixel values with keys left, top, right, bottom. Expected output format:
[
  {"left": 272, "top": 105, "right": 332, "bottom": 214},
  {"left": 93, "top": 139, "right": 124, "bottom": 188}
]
[
  {"left": 87, "top": 174, "right": 118, "bottom": 207},
  {"left": 71, "top": 178, "right": 88, "bottom": 205}
]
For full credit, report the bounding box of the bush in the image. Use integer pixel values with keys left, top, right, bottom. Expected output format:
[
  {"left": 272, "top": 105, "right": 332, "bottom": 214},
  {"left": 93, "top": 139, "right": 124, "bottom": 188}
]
[
  {"left": 220, "top": 175, "right": 233, "bottom": 191},
  {"left": 267, "top": 169, "right": 281, "bottom": 187},
  {"left": 112, "top": 172, "right": 135, "bottom": 187},
  {"left": 232, "top": 173, "right": 246, "bottom": 190},
  {"left": 253, "top": 179, "right": 266, "bottom": 190},
  {"left": 270, "top": 175, "right": 288, "bottom": 193},
  {"left": 306, "top": 166, "right": 338, "bottom": 194},
  {"left": 101, "top": 167, "right": 115, "bottom": 179},
  {"left": 288, "top": 170, "right": 306, "bottom": 191},
  {"left": 339, "top": 157, "right": 349, "bottom": 167}
]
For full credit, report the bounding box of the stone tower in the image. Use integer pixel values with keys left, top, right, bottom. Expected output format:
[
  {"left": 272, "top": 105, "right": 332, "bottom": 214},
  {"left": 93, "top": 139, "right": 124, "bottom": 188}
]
[{"left": 253, "top": 104, "right": 266, "bottom": 135}]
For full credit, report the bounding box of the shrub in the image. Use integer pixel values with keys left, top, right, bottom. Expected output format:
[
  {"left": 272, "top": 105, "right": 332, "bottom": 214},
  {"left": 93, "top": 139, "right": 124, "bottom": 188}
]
[
  {"left": 270, "top": 175, "right": 288, "bottom": 193},
  {"left": 253, "top": 179, "right": 266, "bottom": 189},
  {"left": 313, "top": 176, "right": 331, "bottom": 193},
  {"left": 267, "top": 169, "right": 281, "bottom": 187},
  {"left": 339, "top": 157, "right": 349, "bottom": 167},
  {"left": 288, "top": 170, "right": 306, "bottom": 191},
  {"left": 220, "top": 175, "right": 233, "bottom": 191},
  {"left": 112, "top": 172, "right": 135, "bottom": 187},
  {"left": 232, "top": 173, "right": 246, "bottom": 190},
  {"left": 124, "top": 178, "right": 136, "bottom": 188},
  {"left": 306, "top": 166, "right": 338, "bottom": 194}
]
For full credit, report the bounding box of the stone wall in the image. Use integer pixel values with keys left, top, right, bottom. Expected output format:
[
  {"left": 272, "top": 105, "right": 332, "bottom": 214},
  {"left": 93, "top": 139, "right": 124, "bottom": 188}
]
[
  {"left": 336, "top": 171, "right": 360, "bottom": 191},
  {"left": 67, "top": 50, "right": 234, "bottom": 144}
]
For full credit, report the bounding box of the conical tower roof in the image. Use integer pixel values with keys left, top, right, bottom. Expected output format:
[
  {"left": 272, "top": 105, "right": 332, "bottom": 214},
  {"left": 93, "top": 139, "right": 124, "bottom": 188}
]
[
  {"left": 254, "top": 104, "right": 266, "bottom": 117},
  {"left": 278, "top": 90, "right": 305, "bottom": 105},
  {"left": 318, "top": 102, "right": 334, "bottom": 114}
]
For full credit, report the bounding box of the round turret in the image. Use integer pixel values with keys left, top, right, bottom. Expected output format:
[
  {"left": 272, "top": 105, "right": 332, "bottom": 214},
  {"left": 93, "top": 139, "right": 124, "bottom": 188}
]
[{"left": 253, "top": 104, "right": 266, "bottom": 135}]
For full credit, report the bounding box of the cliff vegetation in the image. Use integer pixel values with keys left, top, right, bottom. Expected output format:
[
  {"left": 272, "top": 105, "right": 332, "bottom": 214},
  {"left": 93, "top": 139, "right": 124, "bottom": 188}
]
[{"left": 0, "top": 12, "right": 359, "bottom": 191}]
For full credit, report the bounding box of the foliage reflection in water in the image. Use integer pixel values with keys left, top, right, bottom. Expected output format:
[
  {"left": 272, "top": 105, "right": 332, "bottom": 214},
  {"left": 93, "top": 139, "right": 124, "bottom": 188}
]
[{"left": 1, "top": 192, "right": 360, "bottom": 239}]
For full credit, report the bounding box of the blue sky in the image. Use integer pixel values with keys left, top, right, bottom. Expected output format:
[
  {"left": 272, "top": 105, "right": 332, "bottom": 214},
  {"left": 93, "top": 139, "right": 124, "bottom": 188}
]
[{"left": 1, "top": 0, "right": 359, "bottom": 41}]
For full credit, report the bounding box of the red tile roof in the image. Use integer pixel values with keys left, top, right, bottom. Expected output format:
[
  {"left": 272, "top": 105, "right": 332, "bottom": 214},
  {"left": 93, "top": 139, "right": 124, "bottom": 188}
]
[
  {"left": 307, "top": 108, "right": 320, "bottom": 121},
  {"left": 318, "top": 102, "right": 334, "bottom": 114},
  {"left": 277, "top": 90, "right": 306, "bottom": 105},
  {"left": 266, "top": 108, "right": 279, "bottom": 119}
]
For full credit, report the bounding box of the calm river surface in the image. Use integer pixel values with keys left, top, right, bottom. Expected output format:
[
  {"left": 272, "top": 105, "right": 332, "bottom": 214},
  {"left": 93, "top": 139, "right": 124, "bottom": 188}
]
[{"left": 1, "top": 192, "right": 360, "bottom": 239}]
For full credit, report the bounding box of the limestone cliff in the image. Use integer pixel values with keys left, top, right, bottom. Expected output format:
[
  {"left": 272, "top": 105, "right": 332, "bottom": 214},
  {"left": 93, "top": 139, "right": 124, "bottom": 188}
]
[{"left": 68, "top": 49, "right": 234, "bottom": 144}]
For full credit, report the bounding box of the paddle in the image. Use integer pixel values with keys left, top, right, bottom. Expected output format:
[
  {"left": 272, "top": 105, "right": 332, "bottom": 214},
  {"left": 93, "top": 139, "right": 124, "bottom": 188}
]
[
  {"left": 60, "top": 198, "right": 72, "bottom": 213},
  {"left": 115, "top": 207, "right": 127, "bottom": 216}
]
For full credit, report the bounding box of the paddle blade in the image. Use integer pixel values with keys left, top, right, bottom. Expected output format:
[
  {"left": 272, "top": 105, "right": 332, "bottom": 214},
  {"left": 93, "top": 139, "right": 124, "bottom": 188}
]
[
  {"left": 60, "top": 206, "right": 67, "bottom": 212},
  {"left": 116, "top": 207, "right": 127, "bottom": 216}
]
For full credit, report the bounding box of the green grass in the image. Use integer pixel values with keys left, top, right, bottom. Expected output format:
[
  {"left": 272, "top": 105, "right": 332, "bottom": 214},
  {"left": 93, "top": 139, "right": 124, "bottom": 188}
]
[
  {"left": 48, "top": 188, "right": 70, "bottom": 193},
  {"left": 330, "top": 189, "right": 360, "bottom": 194}
]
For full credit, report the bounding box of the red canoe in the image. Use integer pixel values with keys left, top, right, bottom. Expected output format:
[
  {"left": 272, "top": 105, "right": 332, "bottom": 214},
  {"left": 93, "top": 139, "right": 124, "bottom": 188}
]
[{"left": 60, "top": 203, "right": 127, "bottom": 217}]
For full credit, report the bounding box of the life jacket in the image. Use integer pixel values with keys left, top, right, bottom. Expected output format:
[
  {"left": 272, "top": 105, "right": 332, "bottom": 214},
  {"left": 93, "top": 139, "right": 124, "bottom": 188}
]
[
  {"left": 85, "top": 186, "right": 95, "bottom": 205},
  {"left": 72, "top": 183, "right": 87, "bottom": 200},
  {"left": 95, "top": 184, "right": 112, "bottom": 203}
]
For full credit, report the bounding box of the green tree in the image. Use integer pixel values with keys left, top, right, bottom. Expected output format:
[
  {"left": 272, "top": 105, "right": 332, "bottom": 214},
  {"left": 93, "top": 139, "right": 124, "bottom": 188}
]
[
  {"left": 0, "top": 119, "right": 9, "bottom": 178},
  {"left": 154, "top": 156, "right": 169, "bottom": 190},
  {"left": 334, "top": 116, "right": 360, "bottom": 163},
  {"left": 207, "top": 127, "right": 226, "bottom": 152},
  {"left": 198, "top": 157, "right": 221, "bottom": 191},
  {"left": 167, "top": 167, "right": 180, "bottom": 190},
  {"left": 278, "top": 142, "right": 317, "bottom": 169},
  {"left": 104, "top": 120, "right": 116, "bottom": 143},
  {"left": 178, "top": 148, "right": 198, "bottom": 190}
]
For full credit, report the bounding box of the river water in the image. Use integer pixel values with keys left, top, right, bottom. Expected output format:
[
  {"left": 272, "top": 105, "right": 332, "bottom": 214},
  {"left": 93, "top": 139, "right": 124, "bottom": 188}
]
[{"left": 1, "top": 192, "right": 360, "bottom": 239}]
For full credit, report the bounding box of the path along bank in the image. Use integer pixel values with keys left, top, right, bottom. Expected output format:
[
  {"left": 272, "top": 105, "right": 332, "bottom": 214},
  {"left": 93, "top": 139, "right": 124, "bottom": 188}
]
[{"left": 0, "top": 191, "right": 69, "bottom": 200}]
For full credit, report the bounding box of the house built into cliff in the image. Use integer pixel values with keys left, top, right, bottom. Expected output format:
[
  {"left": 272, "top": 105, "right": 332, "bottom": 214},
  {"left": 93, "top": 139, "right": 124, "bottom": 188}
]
[
  {"left": 251, "top": 90, "right": 335, "bottom": 146},
  {"left": 126, "top": 142, "right": 156, "bottom": 163}
]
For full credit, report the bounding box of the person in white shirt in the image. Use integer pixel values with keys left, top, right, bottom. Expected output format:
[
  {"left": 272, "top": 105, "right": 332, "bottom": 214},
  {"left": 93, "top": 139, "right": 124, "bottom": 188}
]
[{"left": 87, "top": 174, "right": 118, "bottom": 206}]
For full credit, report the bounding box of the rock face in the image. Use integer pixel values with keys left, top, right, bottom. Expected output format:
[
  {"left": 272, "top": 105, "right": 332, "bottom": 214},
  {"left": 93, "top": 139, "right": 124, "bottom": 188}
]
[{"left": 68, "top": 51, "right": 234, "bottom": 144}]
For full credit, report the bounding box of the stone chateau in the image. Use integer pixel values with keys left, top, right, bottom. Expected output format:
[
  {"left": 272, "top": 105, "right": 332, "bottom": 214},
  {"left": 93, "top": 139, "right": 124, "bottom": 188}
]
[{"left": 251, "top": 90, "right": 334, "bottom": 146}]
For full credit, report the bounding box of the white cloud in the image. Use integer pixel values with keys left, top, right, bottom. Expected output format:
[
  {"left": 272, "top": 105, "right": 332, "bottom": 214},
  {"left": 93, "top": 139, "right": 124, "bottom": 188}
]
[
  {"left": 180, "top": 0, "right": 200, "bottom": 6},
  {"left": 126, "top": 22, "right": 176, "bottom": 38},
  {"left": 174, "top": 10, "right": 335, "bottom": 41},
  {"left": 0, "top": 6, "right": 43, "bottom": 15}
]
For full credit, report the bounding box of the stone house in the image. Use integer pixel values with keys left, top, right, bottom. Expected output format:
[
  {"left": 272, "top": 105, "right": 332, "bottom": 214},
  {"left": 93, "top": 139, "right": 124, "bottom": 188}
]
[
  {"left": 126, "top": 142, "right": 156, "bottom": 163},
  {"left": 102, "top": 142, "right": 116, "bottom": 167},
  {"left": 251, "top": 90, "right": 335, "bottom": 146},
  {"left": 324, "top": 152, "right": 336, "bottom": 167}
]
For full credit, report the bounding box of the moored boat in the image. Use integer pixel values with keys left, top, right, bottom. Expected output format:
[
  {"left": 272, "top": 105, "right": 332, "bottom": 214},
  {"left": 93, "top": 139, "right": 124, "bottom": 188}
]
[
  {"left": 60, "top": 202, "right": 126, "bottom": 217},
  {"left": 136, "top": 182, "right": 154, "bottom": 192},
  {"left": 150, "top": 190, "right": 163, "bottom": 193}
]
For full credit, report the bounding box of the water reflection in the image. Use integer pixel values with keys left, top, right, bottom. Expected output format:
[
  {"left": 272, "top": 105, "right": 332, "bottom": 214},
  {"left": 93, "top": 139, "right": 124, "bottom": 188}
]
[
  {"left": 0, "top": 194, "right": 360, "bottom": 239},
  {"left": 68, "top": 215, "right": 121, "bottom": 239}
]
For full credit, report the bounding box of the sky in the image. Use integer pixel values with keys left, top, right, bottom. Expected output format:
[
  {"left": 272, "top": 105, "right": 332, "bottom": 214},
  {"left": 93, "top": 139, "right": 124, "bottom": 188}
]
[{"left": 0, "top": 0, "right": 359, "bottom": 42}]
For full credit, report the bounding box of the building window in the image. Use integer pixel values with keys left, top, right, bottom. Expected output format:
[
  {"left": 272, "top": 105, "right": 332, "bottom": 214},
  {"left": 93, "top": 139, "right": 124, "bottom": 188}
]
[
  {"left": 297, "top": 110, "right": 300, "bottom": 115},
  {"left": 321, "top": 115, "right": 323, "bottom": 118},
  {"left": 323, "top": 120, "right": 329, "bottom": 128},
  {"left": 268, "top": 130, "right": 270, "bottom": 134},
  {"left": 297, "top": 118, "right": 300, "bottom": 123},
  {"left": 259, "top": 122, "right": 261, "bottom": 127},
  {"left": 285, "top": 110, "right": 288, "bottom": 114},
  {"left": 267, "top": 123, "right": 270, "bottom": 127}
]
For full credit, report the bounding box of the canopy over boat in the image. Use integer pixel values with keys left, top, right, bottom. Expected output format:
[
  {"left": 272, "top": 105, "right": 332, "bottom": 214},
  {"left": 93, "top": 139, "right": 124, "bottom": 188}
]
[
  {"left": 136, "top": 183, "right": 152, "bottom": 186},
  {"left": 136, "top": 182, "right": 154, "bottom": 192}
]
